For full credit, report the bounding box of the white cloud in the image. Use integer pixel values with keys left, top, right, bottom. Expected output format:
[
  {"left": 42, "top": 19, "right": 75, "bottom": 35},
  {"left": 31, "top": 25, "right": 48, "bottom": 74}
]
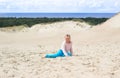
[{"left": 0, "top": 0, "right": 120, "bottom": 13}]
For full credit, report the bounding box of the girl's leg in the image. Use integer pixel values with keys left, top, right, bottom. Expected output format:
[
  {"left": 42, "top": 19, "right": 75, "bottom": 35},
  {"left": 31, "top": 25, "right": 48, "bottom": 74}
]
[
  {"left": 56, "top": 49, "right": 65, "bottom": 57},
  {"left": 45, "top": 53, "right": 57, "bottom": 58},
  {"left": 45, "top": 49, "right": 64, "bottom": 58}
]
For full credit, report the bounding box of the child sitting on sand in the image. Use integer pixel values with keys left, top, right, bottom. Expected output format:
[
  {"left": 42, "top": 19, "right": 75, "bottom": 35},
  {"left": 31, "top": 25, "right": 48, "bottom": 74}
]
[{"left": 45, "top": 34, "right": 73, "bottom": 58}]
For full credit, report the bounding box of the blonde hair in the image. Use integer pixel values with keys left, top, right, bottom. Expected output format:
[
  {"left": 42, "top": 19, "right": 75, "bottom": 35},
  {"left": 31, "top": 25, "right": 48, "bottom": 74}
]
[{"left": 66, "top": 34, "right": 71, "bottom": 38}]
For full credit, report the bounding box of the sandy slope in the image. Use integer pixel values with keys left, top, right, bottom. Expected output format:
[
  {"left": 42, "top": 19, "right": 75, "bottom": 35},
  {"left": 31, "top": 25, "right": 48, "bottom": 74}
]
[
  {"left": 0, "top": 14, "right": 120, "bottom": 78},
  {"left": 102, "top": 13, "right": 120, "bottom": 28}
]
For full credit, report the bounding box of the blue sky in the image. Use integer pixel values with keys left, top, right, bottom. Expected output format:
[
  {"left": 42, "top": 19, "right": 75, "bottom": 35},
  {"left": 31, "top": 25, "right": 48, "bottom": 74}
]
[{"left": 0, "top": 0, "right": 120, "bottom": 13}]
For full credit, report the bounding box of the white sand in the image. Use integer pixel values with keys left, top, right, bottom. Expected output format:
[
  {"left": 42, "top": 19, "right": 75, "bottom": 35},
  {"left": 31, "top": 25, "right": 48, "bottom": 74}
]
[{"left": 0, "top": 14, "right": 120, "bottom": 78}]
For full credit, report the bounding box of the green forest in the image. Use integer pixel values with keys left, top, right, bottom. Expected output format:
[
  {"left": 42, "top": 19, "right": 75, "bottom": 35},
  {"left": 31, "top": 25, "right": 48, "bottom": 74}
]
[{"left": 0, "top": 17, "right": 108, "bottom": 28}]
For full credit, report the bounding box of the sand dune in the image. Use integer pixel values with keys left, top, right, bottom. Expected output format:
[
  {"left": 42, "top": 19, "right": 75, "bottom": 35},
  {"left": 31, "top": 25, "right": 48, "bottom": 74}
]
[
  {"left": 102, "top": 13, "right": 120, "bottom": 28},
  {"left": 21, "top": 21, "right": 91, "bottom": 32},
  {"left": 0, "top": 13, "right": 120, "bottom": 78}
]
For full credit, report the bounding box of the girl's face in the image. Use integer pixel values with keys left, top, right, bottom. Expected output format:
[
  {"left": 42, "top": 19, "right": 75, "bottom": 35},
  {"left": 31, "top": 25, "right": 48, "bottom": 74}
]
[{"left": 65, "top": 36, "right": 71, "bottom": 43}]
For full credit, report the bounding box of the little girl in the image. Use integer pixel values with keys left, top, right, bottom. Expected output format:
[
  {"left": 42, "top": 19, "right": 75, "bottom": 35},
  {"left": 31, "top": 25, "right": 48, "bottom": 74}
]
[{"left": 45, "top": 34, "right": 73, "bottom": 58}]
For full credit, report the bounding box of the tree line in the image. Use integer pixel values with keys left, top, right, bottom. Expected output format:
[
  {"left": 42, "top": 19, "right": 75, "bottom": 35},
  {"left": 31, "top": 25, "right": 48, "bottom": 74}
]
[{"left": 0, "top": 17, "right": 108, "bottom": 27}]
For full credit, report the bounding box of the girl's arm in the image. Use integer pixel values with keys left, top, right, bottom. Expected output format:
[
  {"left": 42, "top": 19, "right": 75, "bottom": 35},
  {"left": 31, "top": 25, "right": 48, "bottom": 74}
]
[
  {"left": 70, "top": 46, "right": 73, "bottom": 55},
  {"left": 70, "top": 43, "right": 73, "bottom": 55}
]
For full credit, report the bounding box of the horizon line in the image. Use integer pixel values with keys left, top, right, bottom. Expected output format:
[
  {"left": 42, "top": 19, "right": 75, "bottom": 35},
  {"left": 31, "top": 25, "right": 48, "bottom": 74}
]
[{"left": 0, "top": 12, "right": 117, "bottom": 13}]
